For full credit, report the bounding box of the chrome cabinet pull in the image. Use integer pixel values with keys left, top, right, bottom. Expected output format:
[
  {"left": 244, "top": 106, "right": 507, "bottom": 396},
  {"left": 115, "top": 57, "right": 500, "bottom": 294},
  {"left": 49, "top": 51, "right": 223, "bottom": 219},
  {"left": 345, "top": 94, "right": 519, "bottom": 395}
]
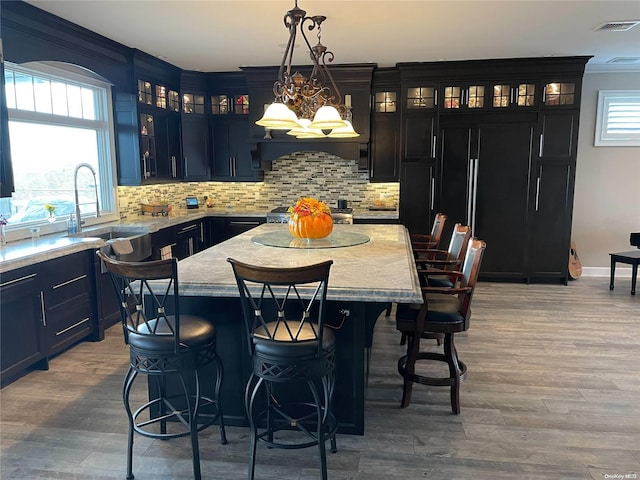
[
  {"left": 535, "top": 166, "right": 542, "bottom": 211},
  {"left": 0, "top": 272, "right": 37, "bottom": 288},
  {"left": 471, "top": 158, "right": 479, "bottom": 234},
  {"left": 430, "top": 174, "right": 435, "bottom": 211},
  {"left": 180, "top": 224, "right": 198, "bottom": 233},
  {"left": 431, "top": 135, "right": 436, "bottom": 159},
  {"left": 200, "top": 223, "right": 204, "bottom": 243},
  {"left": 53, "top": 274, "right": 86, "bottom": 289},
  {"left": 539, "top": 133, "right": 544, "bottom": 157},
  {"left": 56, "top": 317, "right": 90, "bottom": 336},
  {"left": 40, "top": 290, "right": 46, "bottom": 327},
  {"left": 466, "top": 157, "right": 474, "bottom": 226}
]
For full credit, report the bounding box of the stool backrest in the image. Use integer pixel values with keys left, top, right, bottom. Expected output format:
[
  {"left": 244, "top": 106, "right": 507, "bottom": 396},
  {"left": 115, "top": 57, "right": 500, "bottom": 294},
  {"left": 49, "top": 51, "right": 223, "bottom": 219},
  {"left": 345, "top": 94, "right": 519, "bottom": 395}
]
[
  {"left": 227, "top": 258, "right": 333, "bottom": 358},
  {"left": 97, "top": 251, "right": 181, "bottom": 354},
  {"left": 457, "top": 238, "right": 486, "bottom": 322}
]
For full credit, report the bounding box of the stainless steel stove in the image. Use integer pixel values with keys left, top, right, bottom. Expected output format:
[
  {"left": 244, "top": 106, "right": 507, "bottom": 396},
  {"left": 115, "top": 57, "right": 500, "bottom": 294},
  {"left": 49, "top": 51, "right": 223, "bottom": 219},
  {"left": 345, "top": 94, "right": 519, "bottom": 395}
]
[{"left": 266, "top": 206, "right": 353, "bottom": 224}]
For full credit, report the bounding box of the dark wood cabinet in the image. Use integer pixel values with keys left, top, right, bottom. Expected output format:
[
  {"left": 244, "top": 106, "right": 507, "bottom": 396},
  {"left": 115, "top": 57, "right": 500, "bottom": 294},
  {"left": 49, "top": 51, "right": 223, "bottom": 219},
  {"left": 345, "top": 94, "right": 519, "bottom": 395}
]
[
  {"left": 370, "top": 69, "right": 400, "bottom": 182},
  {"left": 0, "top": 266, "right": 46, "bottom": 385},
  {"left": 41, "top": 252, "right": 95, "bottom": 354},
  {"left": 399, "top": 161, "right": 436, "bottom": 235},
  {"left": 397, "top": 57, "right": 589, "bottom": 282},
  {"left": 212, "top": 116, "right": 257, "bottom": 180},
  {"left": 181, "top": 115, "right": 211, "bottom": 181},
  {"left": 175, "top": 220, "right": 206, "bottom": 259},
  {"left": 1, "top": 251, "right": 96, "bottom": 385}
]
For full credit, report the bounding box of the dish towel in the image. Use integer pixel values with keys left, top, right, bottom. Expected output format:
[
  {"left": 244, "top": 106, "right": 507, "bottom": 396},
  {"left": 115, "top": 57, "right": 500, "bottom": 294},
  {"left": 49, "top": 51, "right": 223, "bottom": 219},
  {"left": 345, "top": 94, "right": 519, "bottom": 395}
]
[
  {"left": 109, "top": 238, "right": 134, "bottom": 256},
  {"left": 160, "top": 245, "right": 173, "bottom": 260}
]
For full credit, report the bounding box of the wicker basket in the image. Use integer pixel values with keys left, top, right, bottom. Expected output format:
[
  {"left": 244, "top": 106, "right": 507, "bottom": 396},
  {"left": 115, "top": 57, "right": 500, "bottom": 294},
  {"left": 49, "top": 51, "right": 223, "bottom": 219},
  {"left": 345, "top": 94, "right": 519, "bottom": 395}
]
[{"left": 140, "top": 203, "right": 169, "bottom": 216}]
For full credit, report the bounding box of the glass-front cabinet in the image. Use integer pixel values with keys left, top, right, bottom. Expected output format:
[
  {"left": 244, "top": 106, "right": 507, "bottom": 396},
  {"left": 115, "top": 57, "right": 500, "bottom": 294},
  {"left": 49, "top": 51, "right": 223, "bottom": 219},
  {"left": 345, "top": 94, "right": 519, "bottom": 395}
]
[
  {"left": 139, "top": 113, "right": 156, "bottom": 180},
  {"left": 490, "top": 81, "right": 537, "bottom": 109},
  {"left": 182, "top": 93, "right": 205, "bottom": 114},
  {"left": 441, "top": 83, "right": 486, "bottom": 111},
  {"left": 403, "top": 83, "right": 438, "bottom": 162},
  {"left": 542, "top": 81, "right": 577, "bottom": 107},
  {"left": 374, "top": 91, "right": 397, "bottom": 113}
]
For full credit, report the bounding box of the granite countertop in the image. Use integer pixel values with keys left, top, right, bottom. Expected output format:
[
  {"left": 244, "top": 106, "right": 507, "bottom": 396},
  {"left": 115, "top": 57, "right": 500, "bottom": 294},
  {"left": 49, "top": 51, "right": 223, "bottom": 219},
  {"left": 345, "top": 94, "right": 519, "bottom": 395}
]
[
  {"left": 0, "top": 208, "right": 399, "bottom": 274},
  {"left": 174, "top": 223, "right": 422, "bottom": 304}
]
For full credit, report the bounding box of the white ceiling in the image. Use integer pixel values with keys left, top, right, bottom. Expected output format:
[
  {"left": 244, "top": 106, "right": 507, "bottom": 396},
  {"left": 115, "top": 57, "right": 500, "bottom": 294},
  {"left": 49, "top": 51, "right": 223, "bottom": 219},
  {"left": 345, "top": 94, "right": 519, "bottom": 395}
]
[{"left": 24, "top": 0, "right": 640, "bottom": 73}]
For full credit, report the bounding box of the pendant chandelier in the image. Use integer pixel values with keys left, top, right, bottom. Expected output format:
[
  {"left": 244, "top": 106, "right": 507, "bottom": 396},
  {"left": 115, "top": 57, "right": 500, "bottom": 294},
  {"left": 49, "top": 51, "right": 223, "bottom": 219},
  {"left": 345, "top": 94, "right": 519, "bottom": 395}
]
[{"left": 256, "top": 1, "right": 359, "bottom": 138}]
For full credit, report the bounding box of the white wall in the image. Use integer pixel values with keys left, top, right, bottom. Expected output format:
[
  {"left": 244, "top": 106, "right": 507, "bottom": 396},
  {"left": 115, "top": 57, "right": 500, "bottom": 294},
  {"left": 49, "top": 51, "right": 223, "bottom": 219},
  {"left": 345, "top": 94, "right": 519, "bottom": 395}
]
[{"left": 573, "top": 70, "right": 640, "bottom": 273}]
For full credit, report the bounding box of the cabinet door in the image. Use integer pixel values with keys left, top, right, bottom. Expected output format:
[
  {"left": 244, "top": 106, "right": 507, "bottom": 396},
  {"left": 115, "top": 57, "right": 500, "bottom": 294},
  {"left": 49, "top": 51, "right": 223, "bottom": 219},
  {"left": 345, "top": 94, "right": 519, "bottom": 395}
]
[
  {"left": 370, "top": 113, "right": 399, "bottom": 181},
  {"left": 529, "top": 161, "right": 573, "bottom": 281},
  {"left": 474, "top": 123, "right": 533, "bottom": 278},
  {"left": 399, "top": 162, "right": 436, "bottom": 235},
  {"left": 0, "top": 268, "right": 46, "bottom": 384},
  {"left": 403, "top": 114, "right": 436, "bottom": 162},
  {"left": 181, "top": 115, "right": 211, "bottom": 181},
  {"left": 212, "top": 118, "right": 232, "bottom": 178},
  {"left": 230, "top": 118, "right": 254, "bottom": 179},
  {"left": 175, "top": 221, "right": 201, "bottom": 259},
  {"left": 439, "top": 119, "right": 534, "bottom": 278}
]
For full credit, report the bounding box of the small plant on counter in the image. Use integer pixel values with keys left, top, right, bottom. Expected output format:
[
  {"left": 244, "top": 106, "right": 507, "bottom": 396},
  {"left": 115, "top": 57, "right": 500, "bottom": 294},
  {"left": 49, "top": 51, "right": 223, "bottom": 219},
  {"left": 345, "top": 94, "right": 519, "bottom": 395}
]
[
  {"left": 44, "top": 203, "right": 57, "bottom": 222},
  {"left": 288, "top": 197, "right": 333, "bottom": 239}
]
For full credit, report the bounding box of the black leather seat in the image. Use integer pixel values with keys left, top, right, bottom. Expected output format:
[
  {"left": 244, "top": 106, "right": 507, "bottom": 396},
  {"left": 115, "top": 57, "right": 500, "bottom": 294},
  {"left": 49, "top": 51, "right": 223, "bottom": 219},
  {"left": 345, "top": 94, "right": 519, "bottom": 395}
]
[
  {"left": 228, "top": 258, "right": 337, "bottom": 480},
  {"left": 97, "top": 251, "right": 227, "bottom": 480}
]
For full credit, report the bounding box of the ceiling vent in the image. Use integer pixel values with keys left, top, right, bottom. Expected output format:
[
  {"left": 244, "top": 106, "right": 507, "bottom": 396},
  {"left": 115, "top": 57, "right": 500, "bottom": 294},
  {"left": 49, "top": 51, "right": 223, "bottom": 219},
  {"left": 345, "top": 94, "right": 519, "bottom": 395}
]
[
  {"left": 595, "top": 20, "right": 640, "bottom": 32},
  {"left": 606, "top": 57, "right": 640, "bottom": 64}
]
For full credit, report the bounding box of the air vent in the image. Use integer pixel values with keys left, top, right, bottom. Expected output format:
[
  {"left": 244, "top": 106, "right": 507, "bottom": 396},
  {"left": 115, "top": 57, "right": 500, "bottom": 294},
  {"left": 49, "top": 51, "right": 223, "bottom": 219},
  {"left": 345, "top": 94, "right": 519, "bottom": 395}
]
[
  {"left": 595, "top": 21, "right": 640, "bottom": 32},
  {"left": 606, "top": 57, "right": 640, "bottom": 64}
]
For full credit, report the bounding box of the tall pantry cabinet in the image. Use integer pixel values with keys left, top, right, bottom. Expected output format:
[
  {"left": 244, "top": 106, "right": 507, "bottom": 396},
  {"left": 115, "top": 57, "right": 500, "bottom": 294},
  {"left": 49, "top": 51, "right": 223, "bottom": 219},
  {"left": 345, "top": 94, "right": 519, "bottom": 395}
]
[{"left": 397, "top": 57, "right": 590, "bottom": 283}]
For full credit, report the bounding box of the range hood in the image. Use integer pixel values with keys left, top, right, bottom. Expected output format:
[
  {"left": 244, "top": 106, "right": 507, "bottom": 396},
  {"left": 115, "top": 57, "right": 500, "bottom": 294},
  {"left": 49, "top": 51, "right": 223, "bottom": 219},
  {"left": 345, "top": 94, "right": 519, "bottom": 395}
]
[{"left": 242, "top": 65, "right": 375, "bottom": 167}]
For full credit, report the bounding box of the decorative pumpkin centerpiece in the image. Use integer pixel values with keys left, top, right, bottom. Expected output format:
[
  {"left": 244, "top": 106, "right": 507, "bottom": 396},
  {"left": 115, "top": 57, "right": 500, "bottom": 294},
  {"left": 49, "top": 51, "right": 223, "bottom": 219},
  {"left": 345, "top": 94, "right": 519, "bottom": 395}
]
[{"left": 288, "top": 197, "right": 333, "bottom": 239}]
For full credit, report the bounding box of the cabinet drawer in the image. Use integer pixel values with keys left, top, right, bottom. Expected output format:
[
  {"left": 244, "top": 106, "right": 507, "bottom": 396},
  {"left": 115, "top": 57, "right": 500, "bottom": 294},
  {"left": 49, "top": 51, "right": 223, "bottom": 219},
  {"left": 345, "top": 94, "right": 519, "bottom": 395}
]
[
  {"left": 42, "top": 251, "right": 93, "bottom": 305},
  {"left": 45, "top": 294, "right": 93, "bottom": 353}
]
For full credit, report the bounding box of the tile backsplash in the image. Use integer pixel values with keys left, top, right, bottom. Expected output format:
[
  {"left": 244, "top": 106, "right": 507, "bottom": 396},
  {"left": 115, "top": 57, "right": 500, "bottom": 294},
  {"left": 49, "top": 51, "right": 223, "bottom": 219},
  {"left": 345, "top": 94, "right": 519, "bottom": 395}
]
[{"left": 118, "top": 152, "right": 399, "bottom": 219}]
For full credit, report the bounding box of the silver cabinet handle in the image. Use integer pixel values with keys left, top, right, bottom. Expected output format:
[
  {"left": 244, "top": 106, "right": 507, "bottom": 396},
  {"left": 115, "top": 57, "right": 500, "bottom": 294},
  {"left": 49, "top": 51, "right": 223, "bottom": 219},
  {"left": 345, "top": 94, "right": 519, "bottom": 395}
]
[
  {"left": 229, "top": 221, "right": 260, "bottom": 226},
  {"left": 56, "top": 317, "right": 90, "bottom": 336},
  {"left": 200, "top": 222, "right": 204, "bottom": 243},
  {"left": 539, "top": 133, "right": 544, "bottom": 157},
  {"left": 434, "top": 89, "right": 438, "bottom": 106},
  {"left": 53, "top": 274, "right": 87, "bottom": 289},
  {"left": 466, "top": 157, "right": 474, "bottom": 227},
  {"left": 40, "top": 290, "right": 46, "bottom": 327},
  {"left": 184, "top": 156, "right": 188, "bottom": 176},
  {"left": 0, "top": 272, "right": 37, "bottom": 288},
  {"left": 142, "top": 155, "right": 149, "bottom": 179},
  {"left": 535, "top": 166, "right": 542, "bottom": 211},
  {"left": 431, "top": 135, "right": 436, "bottom": 159},
  {"left": 179, "top": 224, "right": 199, "bottom": 233},
  {"left": 471, "top": 158, "right": 479, "bottom": 234},
  {"left": 430, "top": 171, "right": 435, "bottom": 211},
  {"left": 171, "top": 156, "right": 177, "bottom": 178}
]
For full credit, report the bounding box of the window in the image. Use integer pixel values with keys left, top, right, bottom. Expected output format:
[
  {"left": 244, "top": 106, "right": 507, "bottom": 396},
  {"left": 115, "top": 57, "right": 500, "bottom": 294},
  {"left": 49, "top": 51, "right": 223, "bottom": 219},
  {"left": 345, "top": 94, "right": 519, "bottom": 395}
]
[
  {"left": 3, "top": 61, "right": 118, "bottom": 234},
  {"left": 595, "top": 90, "right": 640, "bottom": 146}
]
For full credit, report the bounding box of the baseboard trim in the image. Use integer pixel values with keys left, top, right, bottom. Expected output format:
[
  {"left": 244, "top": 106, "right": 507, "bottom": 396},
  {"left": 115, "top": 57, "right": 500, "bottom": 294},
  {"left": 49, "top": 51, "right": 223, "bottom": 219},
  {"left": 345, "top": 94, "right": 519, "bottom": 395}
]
[{"left": 582, "top": 266, "right": 634, "bottom": 278}]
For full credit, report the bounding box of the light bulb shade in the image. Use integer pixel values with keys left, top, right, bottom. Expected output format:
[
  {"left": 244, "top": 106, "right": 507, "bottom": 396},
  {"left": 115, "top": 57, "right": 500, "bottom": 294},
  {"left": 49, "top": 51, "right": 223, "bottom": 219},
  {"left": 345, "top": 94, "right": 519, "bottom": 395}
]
[
  {"left": 287, "top": 119, "right": 326, "bottom": 138},
  {"left": 308, "top": 105, "right": 349, "bottom": 129},
  {"left": 327, "top": 120, "right": 360, "bottom": 138},
  {"left": 255, "top": 102, "right": 300, "bottom": 129}
]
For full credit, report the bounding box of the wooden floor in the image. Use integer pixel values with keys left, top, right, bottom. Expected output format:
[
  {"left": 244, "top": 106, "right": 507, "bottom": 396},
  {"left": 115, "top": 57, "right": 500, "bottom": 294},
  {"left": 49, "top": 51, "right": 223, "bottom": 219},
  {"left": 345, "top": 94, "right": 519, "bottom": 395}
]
[{"left": 1, "top": 276, "right": 639, "bottom": 479}]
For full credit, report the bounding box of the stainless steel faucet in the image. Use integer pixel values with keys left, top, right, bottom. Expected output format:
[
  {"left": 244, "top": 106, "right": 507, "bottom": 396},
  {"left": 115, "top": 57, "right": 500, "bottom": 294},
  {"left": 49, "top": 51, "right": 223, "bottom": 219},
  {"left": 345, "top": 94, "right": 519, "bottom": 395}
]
[{"left": 73, "top": 163, "right": 100, "bottom": 233}]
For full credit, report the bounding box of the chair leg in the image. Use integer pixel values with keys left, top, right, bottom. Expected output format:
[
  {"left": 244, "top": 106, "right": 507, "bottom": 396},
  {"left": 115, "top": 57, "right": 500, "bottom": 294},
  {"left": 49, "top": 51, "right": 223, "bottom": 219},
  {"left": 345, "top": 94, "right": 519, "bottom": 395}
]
[
  {"left": 400, "top": 332, "right": 420, "bottom": 408},
  {"left": 307, "top": 379, "right": 328, "bottom": 480},
  {"left": 443, "top": 333, "right": 461, "bottom": 415},
  {"left": 181, "top": 371, "right": 202, "bottom": 480},
  {"left": 122, "top": 366, "right": 137, "bottom": 480},
  {"left": 245, "top": 374, "right": 262, "bottom": 480},
  {"left": 213, "top": 355, "right": 228, "bottom": 444}
]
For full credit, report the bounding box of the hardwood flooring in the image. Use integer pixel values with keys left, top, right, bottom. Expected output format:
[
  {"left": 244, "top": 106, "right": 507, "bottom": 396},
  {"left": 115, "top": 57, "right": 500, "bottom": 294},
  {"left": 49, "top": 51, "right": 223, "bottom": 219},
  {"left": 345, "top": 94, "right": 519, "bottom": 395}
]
[{"left": 1, "top": 277, "right": 639, "bottom": 479}]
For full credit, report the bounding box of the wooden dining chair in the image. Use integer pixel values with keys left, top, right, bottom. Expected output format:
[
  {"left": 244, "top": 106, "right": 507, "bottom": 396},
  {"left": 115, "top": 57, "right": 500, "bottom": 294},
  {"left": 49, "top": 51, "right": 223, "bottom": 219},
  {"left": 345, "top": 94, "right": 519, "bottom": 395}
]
[
  {"left": 396, "top": 238, "right": 486, "bottom": 414},
  {"left": 410, "top": 212, "right": 447, "bottom": 250}
]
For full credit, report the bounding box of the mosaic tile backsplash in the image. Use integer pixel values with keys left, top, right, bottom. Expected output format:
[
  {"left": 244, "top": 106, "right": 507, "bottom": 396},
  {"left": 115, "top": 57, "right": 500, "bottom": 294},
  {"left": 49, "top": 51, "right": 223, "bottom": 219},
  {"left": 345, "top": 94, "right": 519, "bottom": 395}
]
[{"left": 117, "top": 152, "right": 399, "bottom": 219}]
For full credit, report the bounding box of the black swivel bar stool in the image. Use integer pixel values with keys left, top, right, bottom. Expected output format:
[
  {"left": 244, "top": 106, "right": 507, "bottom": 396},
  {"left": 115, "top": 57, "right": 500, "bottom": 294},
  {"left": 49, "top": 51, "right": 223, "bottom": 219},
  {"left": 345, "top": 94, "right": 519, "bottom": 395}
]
[
  {"left": 97, "top": 251, "right": 227, "bottom": 480},
  {"left": 228, "top": 258, "right": 337, "bottom": 480}
]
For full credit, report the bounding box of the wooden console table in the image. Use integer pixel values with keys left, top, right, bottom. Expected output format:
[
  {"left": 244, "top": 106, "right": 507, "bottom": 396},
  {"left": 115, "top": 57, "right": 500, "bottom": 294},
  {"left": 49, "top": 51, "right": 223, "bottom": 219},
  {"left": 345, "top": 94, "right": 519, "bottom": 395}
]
[{"left": 609, "top": 250, "right": 640, "bottom": 295}]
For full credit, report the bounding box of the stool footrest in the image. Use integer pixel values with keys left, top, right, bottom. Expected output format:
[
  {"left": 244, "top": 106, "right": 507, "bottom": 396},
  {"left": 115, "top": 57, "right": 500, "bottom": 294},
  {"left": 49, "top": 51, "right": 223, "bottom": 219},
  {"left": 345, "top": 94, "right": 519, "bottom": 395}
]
[{"left": 398, "top": 353, "right": 467, "bottom": 387}]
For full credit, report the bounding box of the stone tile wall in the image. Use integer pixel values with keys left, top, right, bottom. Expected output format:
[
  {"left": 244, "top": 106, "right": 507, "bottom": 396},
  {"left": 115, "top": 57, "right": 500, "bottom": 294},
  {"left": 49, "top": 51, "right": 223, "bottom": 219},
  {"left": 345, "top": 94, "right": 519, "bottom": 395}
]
[{"left": 117, "top": 152, "right": 399, "bottom": 219}]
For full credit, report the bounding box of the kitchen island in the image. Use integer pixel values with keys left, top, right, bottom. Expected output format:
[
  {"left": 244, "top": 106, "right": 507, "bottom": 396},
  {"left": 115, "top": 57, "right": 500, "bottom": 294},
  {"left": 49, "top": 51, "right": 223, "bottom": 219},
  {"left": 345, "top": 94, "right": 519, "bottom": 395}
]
[{"left": 157, "top": 223, "right": 421, "bottom": 434}]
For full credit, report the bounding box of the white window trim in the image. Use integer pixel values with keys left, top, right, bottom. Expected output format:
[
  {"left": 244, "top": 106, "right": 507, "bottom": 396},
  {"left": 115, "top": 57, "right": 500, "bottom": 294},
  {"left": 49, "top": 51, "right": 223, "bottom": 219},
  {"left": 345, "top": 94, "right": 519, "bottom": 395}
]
[
  {"left": 4, "top": 61, "right": 119, "bottom": 241},
  {"left": 594, "top": 90, "right": 640, "bottom": 147}
]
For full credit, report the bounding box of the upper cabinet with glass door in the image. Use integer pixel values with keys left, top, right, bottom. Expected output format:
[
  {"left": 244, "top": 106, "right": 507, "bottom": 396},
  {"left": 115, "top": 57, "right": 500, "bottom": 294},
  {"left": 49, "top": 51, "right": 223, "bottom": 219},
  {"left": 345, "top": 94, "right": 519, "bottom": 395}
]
[
  {"left": 440, "top": 82, "right": 487, "bottom": 111},
  {"left": 541, "top": 81, "right": 578, "bottom": 108},
  {"left": 211, "top": 94, "right": 250, "bottom": 116},
  {"left": 490, "top": 82, "right": 537, "bottom": 110}
]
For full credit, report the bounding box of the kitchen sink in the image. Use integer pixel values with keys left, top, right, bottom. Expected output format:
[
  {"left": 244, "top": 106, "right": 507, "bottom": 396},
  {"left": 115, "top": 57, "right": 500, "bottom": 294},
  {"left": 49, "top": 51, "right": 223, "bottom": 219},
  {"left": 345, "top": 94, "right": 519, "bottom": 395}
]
[{"left": 70, "top": 225, "right": 152, "bottom": 262}]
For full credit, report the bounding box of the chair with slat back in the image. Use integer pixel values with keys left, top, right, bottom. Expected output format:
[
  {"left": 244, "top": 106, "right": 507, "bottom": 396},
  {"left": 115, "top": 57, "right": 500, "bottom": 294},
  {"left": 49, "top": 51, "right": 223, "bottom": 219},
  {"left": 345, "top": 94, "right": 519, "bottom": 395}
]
[
  {"left": 227, "top": 257, "right": 337, "bottom": 480},
  {"left": 400, "top": 224, "right": 472, "bottom": 346},
  {"left": 97, "top": 251, "right": 227, "bottom": 480},
  {"left": 410, "top": 212, "right": 447, "bottom": 250},
  {"left": 396, "top": 238, "right": 486, "bottom": 414}
]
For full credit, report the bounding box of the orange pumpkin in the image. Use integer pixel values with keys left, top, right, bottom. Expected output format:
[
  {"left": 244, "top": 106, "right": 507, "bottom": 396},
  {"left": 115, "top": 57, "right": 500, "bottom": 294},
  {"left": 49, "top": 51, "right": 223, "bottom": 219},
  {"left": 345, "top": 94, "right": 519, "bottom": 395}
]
[{"left": 289, "top": 213, "right": 333, "bottom": 239}]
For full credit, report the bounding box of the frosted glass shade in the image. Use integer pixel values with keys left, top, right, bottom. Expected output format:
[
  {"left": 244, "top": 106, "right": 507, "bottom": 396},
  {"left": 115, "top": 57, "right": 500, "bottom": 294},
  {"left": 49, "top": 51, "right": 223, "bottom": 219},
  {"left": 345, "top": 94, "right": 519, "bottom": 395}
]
[
  {"left": 255, "top": 102, "right": 300, "bottom": 129},
  {"left": 327, "top": 120, "right": 360, "bottom": 138},
  {"left": 287, "top": 119, "right": 326, "bottom": 138},
  {"left": 308, "top": 105, "right": 348, "bottom": 129}
]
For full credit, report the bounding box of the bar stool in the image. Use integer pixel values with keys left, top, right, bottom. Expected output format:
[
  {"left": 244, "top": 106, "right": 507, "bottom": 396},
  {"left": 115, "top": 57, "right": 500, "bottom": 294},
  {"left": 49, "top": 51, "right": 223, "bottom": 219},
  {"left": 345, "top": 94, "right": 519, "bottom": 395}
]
[
  {"left": 227, "top": 258, "right": 337, "bottom": 480},
  {"left": 97, "top": 252, "right": 227, "bottom": 480}
]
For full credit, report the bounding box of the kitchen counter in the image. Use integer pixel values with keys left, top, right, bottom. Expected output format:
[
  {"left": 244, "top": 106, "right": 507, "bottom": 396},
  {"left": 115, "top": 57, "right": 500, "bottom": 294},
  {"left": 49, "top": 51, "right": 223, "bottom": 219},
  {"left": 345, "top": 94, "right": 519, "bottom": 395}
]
[{"left": 0, "top": 208, "right": 399, "bottom": 274}]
